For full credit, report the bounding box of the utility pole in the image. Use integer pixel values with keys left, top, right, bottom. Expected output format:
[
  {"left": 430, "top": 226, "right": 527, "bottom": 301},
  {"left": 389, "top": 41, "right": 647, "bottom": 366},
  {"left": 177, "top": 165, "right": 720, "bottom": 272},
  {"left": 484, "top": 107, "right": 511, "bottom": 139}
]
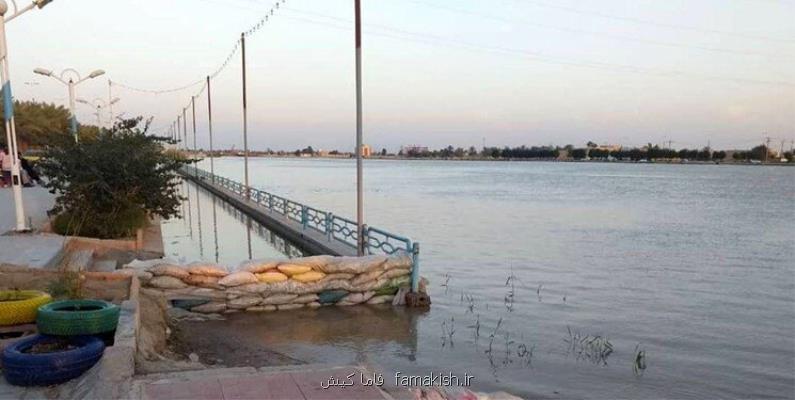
[
  {"left": 241, "top": 33, "right": 250, "bottom": 200},
  {"left": 177, "top": 115, "right": 181, "bottom": 146},
  {"left": 182, "top": 107, "right": 187, "bottom": 151},
  {"left": 191, "top": 96, "right": 197, "bottom": 150},
  {"left": 764, "top": 136, "right": 771, "bottom": 163},
  {"left": 206, "top": 75, "right": 215, "bottom": 180},
  {"left": 779, "top": 139, "right": 785, "bottom": 161},
  {"left": 355, "top": 0, "right": 364, "bottom": 256}
]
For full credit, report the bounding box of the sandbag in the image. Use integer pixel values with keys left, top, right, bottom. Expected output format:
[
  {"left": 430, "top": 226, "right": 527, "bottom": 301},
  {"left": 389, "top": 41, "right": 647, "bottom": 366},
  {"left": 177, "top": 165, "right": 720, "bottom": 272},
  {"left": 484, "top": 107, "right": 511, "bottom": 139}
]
[
  {"left": 125, "top": 258, "right": 177, "bottom": 271},
  {"left": 285, "top": 255, "right": 334, "bottom": 269},
  {"left": 277, "top": 303, "right": 305, "bottom": 311},
  {"left": 319, "top": 255, "right": 388, "bottom": 274},
  {"left": 261, "top": 294, "right": 299, "bottom": 305},
  {"left": 392, "top": 287, "right": 410, "bottom": 306},
  {"left": 321, "top": 273, "right": 355, "bottom": 282},
  {"left": 318, "top": 290, "right": 348, "bottom": 304},
  {"left": 186, "top": 262, "right": 229, "bottom": 277},
  {"left": 219, "top": 271, "right": 259, "bottom": 287},
  {"left": 277, "top": 264, "right": 312, "bottom": 276},
  {"left": 191, "top": 302, "right": 226, "bottom": 314},
  {"left": 149, "top": 276, "right": 189, "bottom": 289},
  {"left": 307, "top": 302, "right": 322, "bottom": 308},
  {"left": 367, "top": 295, "right": 395, "bottom": 305},
  {"left": 183, "top": 275, "right": 221, "bottom": 288},
  {"left": 351, "top": 269, "right": 383, "bottom": 287},
  {"left": 383, "top": 253, "right": 413, "bottom": 270},
  {"left": 189, "top": 288, "right": 228, "bottom": 300},
  {"left": 338, "top": 291, "right": 375, "bottom": 306},
  {"left": 294, "top": 294, "right": 319, "bottom": 304},
  {"left": 149, "top": 264, "right": 189, "bottom": 279},
  {"left": 246, "top": 305, "right": 277, "bottom": 312},
  {"left": 353, "top": 277, "right": 390, "bottom": 292},
  {"left": 388, "top": 275, "right": 411, "bottom": 288},
  {"left": 228, "top": 296, "right": 262, "bottom": 309},
  {"left": 292, "top": 271, "right": 326, "bottom": 283},
  {"left": 256, "top": 271, "right": 289, "bottom": 283},
  {"left": 239, "top": 258, "right": 281, "bottom": 273},
  {"left": 382, "top": 268, "right": 411, "bottom": 279},
  {"left": 374, "top": 285, "right": 400, "bottom": 297}
]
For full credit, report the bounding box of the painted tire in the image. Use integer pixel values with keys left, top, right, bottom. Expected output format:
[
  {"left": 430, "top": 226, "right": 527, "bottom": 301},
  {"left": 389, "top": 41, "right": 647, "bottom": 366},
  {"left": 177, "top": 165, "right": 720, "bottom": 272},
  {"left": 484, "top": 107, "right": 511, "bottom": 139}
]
[
  {"left": 36, "top": 300, "right": 120, "bottom": 336},
  {"left": 1, "top": 335, "right": 105, "bottom": 386},
  {"left": 0, "top": 291, "right": 53, "bottom": 326}
]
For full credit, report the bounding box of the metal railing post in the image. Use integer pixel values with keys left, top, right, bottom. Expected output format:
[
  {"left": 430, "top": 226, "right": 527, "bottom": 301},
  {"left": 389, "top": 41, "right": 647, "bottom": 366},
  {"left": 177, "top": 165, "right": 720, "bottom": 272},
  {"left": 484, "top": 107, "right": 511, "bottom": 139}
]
[
  {"left": 361, "top": 224, "right": 369, "bottom": 255},
  {"left": 326, "top": 213, "right": 334, "bottom": 241},
  {"left": 410, "top": 242, "right": 420, "bottom": 293},
  {"left": 301, "top": 205, "right": 308, "bottom": 230}
]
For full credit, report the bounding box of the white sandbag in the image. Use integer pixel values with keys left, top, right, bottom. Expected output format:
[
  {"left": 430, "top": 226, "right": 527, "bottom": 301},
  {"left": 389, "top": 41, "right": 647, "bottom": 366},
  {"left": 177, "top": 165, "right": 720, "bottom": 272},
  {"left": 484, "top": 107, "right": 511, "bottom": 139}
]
[
  {"left": 219, "top": 271, "right": 259, "bottom": 287},
  {"left": 189, "top": 287, "right": 227, "bottom": 300},
  {"left": 367, "top": 295, "right": 395, "bottom": 305},
  {"left": 353, "top": 277, "right": 390, "bottom": 292},
  {"left": 191, "top": 302, "right": 226, "bottom": 314},
  {"left": 277, "top": 303, "right": 305, "bottom": 311},
  {"left": 338, "top": 291, "right": 375, "bottom": 306},
  {"left": 319, "top": 255, "right": 388, "bottom": 274},
  {"left": 124, "top": 258, "right": 177, "bottom": 271},
  {"left": 307, "top": 302, "right": 322, "bottom": 308},
  {"left": 321, "top": 273, "right": 355, "bottom": 282},
  {"left": 284, "top": 255, "right": 334, "bottom": 269},
  {"left": 383, "top": 253, "right": 413, "bottom": 270},
  {"left": 294, "top": 294, "right": 319, "bottom": 304},
  {"left": 183, "top": 274, "right": 221, "bottom": 288},
  {"left": 382, "top": 268, "right": 411, "bottom": 279},
  {"left": 392, "top": 287, "right": 410, "bottom": 306},
  {"left": 149, "top": 275, "right": 188, "bottom": 289},
  {"left": 239, "top": 258, "right": 281, "bottom": 273},
  {"left": 351, "top": 270, "right": 384, "bottom": 287},
  {"left": 149, "top": 264, "right": 190, "bottom": 279},
  {"left": 186, "top": 262, "right": 229, "bottom": 277},
  {"left": 228, "top": 296, "right": 262, "bottom": 309},
  {"left": 246, "top": 305, "right": 277, "bottom": 312},
  {"left": 261, "top": 294, "right": 299, "bottom": 305}
]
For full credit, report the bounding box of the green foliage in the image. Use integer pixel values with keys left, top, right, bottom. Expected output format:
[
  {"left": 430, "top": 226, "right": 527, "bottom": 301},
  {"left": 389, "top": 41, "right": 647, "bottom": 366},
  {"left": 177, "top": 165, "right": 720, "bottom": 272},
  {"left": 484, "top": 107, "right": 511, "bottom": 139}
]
[
  {"left": 46, "top": 271, "right": 83, "bottom": 300},
  {"left": 39, "top": 117, "right": 188, "bottom": 239},
  {"left": 0, "top": 100, "right": 101, "bottom": 148}
]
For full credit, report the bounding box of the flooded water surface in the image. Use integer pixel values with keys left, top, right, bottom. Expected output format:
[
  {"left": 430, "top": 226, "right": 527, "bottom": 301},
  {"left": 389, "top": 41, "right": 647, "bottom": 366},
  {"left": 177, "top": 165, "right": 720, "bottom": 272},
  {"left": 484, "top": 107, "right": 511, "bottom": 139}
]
[{"left": 162, "top": 158, "right": 795, "bottom": 399}]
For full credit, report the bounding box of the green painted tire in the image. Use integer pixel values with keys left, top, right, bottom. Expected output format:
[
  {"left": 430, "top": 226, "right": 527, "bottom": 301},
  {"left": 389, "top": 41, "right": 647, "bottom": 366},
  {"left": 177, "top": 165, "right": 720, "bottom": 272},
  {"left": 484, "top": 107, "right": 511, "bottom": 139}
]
[{"left": 36, "top": 300, "right": 120, "bottom": 336}]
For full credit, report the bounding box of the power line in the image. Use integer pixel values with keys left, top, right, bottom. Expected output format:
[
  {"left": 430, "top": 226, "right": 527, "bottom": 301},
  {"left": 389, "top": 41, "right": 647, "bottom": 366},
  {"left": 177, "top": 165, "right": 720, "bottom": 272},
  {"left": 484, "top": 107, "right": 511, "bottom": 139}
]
[
  {"left": 514, "top": 0, "right": 795, "bottom": 44},
  {"left": 279, "top": 10, "right": 795, "bottom": 88},
  {"left": 399, "top": 0, "right": 783, "bottom": 58}
]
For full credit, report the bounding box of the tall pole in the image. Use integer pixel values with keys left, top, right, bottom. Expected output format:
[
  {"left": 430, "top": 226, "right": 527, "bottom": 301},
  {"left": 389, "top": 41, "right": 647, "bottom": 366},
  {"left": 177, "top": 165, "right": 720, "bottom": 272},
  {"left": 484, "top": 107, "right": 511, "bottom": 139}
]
[
  {"left": 206, "top": 75, "right": 215, "bottom": 180},
  {"left": 108, "top": 80, "right": 113, "bottom": 127},
  {"left": 182, "top": 107, "right": 187, "bottom": 151},
  {"left": 95, "top": 105, "right": 101, "bottom": 128},
  {"left": 0, "top": 13, "right": 27, "bottom": 231},
  {"left": 191, "top": 96, "right": 197, "bottom": 150},
  {"left": 68, "top": 79, "right": 78, "bottom": 142},
  {"left": 354, "top": 0, "right": 364, "bottom": 255},
  {"left": 177, "top": 115, "right": 181, "bottom": 146},
  {"left": 241, "top": 33, "right": 250, "bottom": 199}
]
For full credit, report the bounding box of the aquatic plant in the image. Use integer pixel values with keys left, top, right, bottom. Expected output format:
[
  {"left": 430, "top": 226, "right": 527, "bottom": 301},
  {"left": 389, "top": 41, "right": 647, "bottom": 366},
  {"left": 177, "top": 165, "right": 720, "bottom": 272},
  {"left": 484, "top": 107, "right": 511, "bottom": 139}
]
[
  {"left": 564, "top": 326, "right": 614, "bottom": 365},
  {"left": 633, "top": 344, "right": 647, "bottom": 377}
]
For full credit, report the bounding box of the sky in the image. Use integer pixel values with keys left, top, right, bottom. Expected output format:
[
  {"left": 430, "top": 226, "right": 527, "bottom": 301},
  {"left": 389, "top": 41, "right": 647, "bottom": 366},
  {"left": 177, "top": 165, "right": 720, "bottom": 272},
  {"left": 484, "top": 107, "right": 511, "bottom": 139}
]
[{"left": 6, "top": 0, "right": 794, "bottom": 151}]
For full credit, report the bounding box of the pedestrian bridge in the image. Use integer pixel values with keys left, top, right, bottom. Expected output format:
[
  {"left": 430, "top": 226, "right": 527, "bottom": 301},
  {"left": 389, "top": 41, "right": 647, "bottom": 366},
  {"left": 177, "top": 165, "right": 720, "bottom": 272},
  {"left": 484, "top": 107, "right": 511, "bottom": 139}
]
[{"left": 179, "top": 167, "right": 421, "bottom": 291}]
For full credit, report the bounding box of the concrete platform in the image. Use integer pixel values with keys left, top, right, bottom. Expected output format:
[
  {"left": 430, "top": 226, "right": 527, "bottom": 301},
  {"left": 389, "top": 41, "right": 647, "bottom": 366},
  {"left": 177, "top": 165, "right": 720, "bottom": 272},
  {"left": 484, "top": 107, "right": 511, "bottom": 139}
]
[
  {"left": 0, "top": 233, "right": 64, "bottom": 269},
  {"left": 133, "top": 365, "right": 401, "bottom": 400}
]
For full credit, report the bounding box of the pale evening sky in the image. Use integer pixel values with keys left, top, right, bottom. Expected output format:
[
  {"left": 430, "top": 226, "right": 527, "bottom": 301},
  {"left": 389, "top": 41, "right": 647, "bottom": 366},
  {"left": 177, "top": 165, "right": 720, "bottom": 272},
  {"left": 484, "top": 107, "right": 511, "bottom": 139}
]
[{"left": 6, "top": 0, "right": 794, "bottom": 151}]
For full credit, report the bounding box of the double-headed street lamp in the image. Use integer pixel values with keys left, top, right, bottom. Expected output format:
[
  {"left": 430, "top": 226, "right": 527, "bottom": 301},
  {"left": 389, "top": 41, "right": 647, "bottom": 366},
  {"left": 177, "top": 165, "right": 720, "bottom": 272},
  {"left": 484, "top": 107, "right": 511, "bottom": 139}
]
[
  {"left": 77, "top": 97, "right": 119, "bottom": 128},
  {"left": 34, "top": 67, "right": 104, "bottom": 142},
  {"left": 0, "top": 0, "right": 55, "bottom": 232}
]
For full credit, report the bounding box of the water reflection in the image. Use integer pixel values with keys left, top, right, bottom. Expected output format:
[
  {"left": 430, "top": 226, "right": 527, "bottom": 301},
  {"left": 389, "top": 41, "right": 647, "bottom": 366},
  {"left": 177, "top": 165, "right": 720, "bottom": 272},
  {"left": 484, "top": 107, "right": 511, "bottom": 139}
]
[{"left": 163, "top": 179, "right": 306, "bottom": 266}]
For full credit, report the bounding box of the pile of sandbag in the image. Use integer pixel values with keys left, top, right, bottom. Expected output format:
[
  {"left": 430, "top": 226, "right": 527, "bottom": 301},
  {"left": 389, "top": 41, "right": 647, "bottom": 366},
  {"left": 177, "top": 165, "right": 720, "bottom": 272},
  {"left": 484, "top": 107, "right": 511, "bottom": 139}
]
[{"left": 130, "top": 254, "right": 417, "bottom": 314}]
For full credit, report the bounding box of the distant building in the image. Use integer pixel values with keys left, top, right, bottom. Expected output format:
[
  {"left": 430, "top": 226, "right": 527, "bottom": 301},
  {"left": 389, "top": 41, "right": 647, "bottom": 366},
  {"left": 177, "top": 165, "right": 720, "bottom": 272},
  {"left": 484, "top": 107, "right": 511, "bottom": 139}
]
[
  {"left": 360, "top": 144, "right": 372, "bottom": 158},
  {"left": 400, "top": 145, "right": 429, "bottom": 155},
  {"left": 595, "top": 144, "right": 622, "bottom": 152}
]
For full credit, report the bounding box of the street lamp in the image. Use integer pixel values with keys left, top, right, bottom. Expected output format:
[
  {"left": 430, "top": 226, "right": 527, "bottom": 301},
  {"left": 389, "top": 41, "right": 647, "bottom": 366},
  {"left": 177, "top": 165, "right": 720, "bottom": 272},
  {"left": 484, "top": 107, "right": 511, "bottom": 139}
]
[
  {"left": 0, "top": 0, "right": 55, "bottom": 232},
  {"left": 77, "top": 97, "right": 119, "bottom": 128},
  {"left": 34, "top": 67, "right": 105, "bottom": 142}
]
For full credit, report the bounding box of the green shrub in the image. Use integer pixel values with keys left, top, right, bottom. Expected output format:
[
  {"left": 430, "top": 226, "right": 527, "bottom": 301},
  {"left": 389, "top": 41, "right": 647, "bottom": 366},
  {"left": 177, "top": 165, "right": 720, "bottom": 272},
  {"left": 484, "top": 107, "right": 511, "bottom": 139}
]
[{"left": 40, "top": 117, "right": 187, "bottom": 239}]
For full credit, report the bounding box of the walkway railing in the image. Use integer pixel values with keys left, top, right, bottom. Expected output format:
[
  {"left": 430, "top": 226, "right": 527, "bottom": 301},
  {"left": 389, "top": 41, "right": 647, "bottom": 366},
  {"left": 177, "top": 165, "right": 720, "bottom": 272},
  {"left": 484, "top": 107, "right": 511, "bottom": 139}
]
[{"left": 182, "top": 167, "right": 421, "bottom": 292}]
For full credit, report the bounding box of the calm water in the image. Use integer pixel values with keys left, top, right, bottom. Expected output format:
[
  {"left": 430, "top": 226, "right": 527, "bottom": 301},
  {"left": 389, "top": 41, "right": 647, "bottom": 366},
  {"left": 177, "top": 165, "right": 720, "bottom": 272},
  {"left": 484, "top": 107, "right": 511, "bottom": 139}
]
[{"left": 162, "top": 158, "right": 795, "bottom": 399}]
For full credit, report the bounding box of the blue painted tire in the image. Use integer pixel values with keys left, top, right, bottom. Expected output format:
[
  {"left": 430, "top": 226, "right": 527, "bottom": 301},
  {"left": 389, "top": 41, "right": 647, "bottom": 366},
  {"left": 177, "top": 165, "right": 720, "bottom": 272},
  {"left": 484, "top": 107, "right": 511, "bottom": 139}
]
[{"left": 1, "top": 335, "right": 105, "bottom": 387}]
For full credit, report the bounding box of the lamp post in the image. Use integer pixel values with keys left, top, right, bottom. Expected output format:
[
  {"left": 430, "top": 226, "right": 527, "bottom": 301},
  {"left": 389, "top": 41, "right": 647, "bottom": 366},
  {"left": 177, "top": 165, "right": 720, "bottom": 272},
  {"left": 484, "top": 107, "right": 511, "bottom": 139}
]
[
  {"left": 34, "top": 67, "right": 105, "bottom": 142},
  {"left": 0, "top": 0, "right": 55, "bottom": 232},
  {"left": 77, "top": 97, "right": 119, "bottom": 128}
]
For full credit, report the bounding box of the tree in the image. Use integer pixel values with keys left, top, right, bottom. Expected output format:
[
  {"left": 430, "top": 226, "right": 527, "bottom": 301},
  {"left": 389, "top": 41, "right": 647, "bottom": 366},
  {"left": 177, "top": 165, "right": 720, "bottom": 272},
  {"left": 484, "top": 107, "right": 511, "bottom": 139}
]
[
  {"left": 571, "top": 148, "right": 587, "bottom": 160},
  {"left": 0, "top": 100, "right": 100, "bottom": 149},
  {"left": 381, "top": 148, "right": 387, "bottom": 156},
  {"left": 712, "top": 150, "right": 726, "bottom": 161},
  {"left": 39, "top": 117, "right": 188, "bottom": 239}
]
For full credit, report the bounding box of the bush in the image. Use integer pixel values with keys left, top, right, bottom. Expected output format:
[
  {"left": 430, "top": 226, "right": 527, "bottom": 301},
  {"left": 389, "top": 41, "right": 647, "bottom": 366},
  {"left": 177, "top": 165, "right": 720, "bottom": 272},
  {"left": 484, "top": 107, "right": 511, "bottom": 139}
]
[{"left": 39, "top": 117, "right": 187, "bottom": 239}]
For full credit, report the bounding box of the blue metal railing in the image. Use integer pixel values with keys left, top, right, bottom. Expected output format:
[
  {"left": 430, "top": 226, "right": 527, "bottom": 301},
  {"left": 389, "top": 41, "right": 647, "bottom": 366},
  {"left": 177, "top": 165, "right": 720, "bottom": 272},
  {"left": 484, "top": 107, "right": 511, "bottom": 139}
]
[{"left": 182, "top": 167, "right": 421, "bottom": 292}]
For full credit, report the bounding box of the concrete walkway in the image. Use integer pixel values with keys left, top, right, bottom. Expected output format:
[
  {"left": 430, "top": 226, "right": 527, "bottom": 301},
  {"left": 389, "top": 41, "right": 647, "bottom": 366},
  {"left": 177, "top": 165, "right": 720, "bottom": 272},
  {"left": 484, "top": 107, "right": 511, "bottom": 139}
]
[
  {"left": 133, "top": 366, "right": 406, "bottom": 400},
  {"left": 0, "top": 186, "right": 54, "bottom": 233}
]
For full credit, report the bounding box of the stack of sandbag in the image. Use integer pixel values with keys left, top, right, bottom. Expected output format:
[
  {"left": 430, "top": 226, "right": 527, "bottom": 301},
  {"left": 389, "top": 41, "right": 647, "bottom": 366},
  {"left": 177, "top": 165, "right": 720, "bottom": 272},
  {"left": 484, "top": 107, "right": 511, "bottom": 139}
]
[{"left": 135, "top": 254, "right": 416, "bottom": 313}]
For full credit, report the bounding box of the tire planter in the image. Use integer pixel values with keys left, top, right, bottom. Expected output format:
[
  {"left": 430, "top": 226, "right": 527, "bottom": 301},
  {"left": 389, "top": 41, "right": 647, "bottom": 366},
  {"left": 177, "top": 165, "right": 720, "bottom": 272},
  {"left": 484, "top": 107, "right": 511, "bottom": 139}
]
[
  {"left": 0, "top": 291, "right": 53, "bottom": 326},
  {"left": 0, "top": 324, "right": 37, "bottom": 368},
  {"left": 36, "top": 300, "right": 120, "bottom": 336},
  {"left": 1, "top": 335, "right": 105, "bottom": 386}
]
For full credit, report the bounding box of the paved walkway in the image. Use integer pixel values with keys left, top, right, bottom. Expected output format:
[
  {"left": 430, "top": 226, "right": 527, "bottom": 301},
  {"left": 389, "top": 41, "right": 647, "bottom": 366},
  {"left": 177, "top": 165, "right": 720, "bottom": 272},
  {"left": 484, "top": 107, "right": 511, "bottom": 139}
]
[
  {"left": 135, "top": 366, "right": 403, "bottom": 400},
  {"left": 0, "top": 186, "right": 54, "bottom": 233}
]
